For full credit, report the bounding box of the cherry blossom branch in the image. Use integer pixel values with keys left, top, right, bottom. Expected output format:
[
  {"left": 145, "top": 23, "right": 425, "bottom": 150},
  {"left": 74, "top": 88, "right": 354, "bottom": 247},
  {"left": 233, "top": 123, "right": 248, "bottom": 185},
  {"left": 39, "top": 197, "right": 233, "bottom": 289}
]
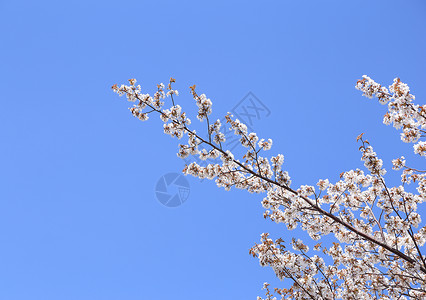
[
  {"left": 130, "top": 83, "right": 426, "bottom": 274},
  {"left": 112, "top": 76, "right": 426, "bottom": 298}
]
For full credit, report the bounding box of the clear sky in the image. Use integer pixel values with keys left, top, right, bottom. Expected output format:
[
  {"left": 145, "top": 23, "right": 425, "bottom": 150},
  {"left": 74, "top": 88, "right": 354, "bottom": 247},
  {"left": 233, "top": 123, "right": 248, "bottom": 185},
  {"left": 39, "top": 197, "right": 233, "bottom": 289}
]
[{"left": 1, "top": 1, "right": 426, "bottom": 299}]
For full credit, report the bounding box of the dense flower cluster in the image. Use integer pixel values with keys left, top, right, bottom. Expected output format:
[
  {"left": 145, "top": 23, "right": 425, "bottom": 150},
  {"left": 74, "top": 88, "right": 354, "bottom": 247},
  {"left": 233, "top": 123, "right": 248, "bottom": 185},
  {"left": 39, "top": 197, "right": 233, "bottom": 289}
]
[
  {"left": 112, "top": 76, "right": 426, "bottom": 299},
  {"left": 356, "top": 76, "right": 426, "bottom": 151}
]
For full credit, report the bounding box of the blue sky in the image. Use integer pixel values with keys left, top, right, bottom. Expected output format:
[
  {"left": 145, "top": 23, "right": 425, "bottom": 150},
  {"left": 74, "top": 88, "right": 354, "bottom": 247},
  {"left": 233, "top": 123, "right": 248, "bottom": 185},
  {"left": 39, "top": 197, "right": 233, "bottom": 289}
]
[{"left": 1, "top": 1, "right": 426, "bottom": 299}]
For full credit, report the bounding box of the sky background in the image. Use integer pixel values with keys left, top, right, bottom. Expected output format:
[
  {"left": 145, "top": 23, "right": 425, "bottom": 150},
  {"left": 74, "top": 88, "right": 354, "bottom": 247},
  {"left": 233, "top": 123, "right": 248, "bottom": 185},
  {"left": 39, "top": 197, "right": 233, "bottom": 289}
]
[{"left": 1, "top": 1, "right": 426, "bottom": 299}]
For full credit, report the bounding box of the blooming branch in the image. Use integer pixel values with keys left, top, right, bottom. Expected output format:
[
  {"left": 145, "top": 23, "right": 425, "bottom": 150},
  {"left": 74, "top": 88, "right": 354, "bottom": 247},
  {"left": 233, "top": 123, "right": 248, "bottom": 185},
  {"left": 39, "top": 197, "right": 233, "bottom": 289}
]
[{"left": 112, "top": 76, "right": 426, "bottom": 299}]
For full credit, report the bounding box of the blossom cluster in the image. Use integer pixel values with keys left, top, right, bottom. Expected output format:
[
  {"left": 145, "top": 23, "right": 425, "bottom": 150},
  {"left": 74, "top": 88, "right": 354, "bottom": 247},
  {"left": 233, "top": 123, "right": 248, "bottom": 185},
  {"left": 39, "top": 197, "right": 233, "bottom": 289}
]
[
  {"left": 113, "top": 76, "right": 426, "bottom": 299},
  {"left": 356, "top": 75, "right": 426, "bottom": 154}
]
